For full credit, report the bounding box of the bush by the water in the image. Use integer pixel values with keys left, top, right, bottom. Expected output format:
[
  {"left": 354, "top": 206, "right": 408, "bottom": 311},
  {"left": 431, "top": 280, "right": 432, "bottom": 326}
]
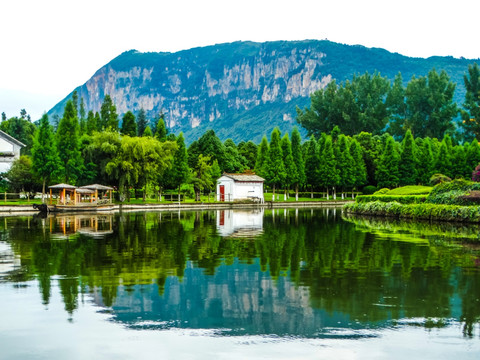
[
  {"left": 427, "top": 178, "right": 480, "bottom": 206},
  {"left": 344, "top": 201, "right": 480, "bottom": 223},
  {"left": 355, "top": 195, "right": 426, "bottom": 204}
]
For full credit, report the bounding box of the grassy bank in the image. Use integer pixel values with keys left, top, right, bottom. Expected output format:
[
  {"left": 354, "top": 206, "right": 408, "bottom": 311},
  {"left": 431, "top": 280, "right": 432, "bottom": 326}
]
[{"left": 344, "top": 181, "right": 480, "bottom": 223}]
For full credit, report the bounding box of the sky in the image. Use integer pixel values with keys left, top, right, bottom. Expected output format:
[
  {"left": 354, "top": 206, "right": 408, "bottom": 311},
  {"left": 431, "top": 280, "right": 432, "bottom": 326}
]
[{"left": 1, "top": 0, "right": 479, "bottom": 121}]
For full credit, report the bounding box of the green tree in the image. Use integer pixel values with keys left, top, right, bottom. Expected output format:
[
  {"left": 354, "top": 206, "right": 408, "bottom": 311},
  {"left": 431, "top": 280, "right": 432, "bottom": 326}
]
[
  {"left": 171, "top": 133, "right": 190, "bottom": 201},
  {"left": 461, "top": 63, "right": 480, "bottom": 140},
  {"left": 290, "top": 127, "right": 305, "bottom": 201},
  {"left": 304, "top": 135, "right": 320, "bottom": 198},
  {"left": 280, "top": 133, "right": 297, "bottom": 200},
  {"left": 255, "top": 135, "right": 269, "bottom": 178},
  {"left": 415, "top": 137, "right": 434, "bottom": 185},
  {"left": 434, "top": 135, "right": 453, "bottom": 177},
  {"left": 318, "top": 135, "right": 338, "bottom": 199},
  {"left": 354, "top": 132, "right": 382, "bottom": 186},
  {"left": 136, "top": 108, "right": 148, "bottom": 136},
  {"left": 398, "top": 129, "right": 417, "bottom": 185},
  {"left": 85, "top": 111, "right": 97, "bottom": 135},
  {"left": 264, "top": 128, "right": 286, "bottom": 201},
  {"left": 386, "top": 72, "right": 407, "bottom": 137},
  {"left": 100, "top": 95, "right": 119, "bottom": 131},
  {"left": 154, "top": 115, "right": 167, "bottom": 142},
  {"left": 190, "top": 154, "right": 214, "bottom": 201},
  {"left": 143, "top": 125, "right": 153, "bottom": 137},
  {"left": 297, "top": 72, "right": 390, "bottom": 136},
  {"left": 465, "top": 139, "right": 480, "bottom": 178},
  {"left": 6, "top": 155, "right": 37, "bottom": 194},
  {"left": 56, "top": 100, "right": 83, "bottom": 184},
  {"left": 349, "top": 139, "right": 367, "bottom": 196},
  {"left": 375, "top": 135, "right": 400, "bottom": 188},
  {"left": 0, "top": 113, "right": 36, "bottom": 154},
  {"left": 238, "top": 141, "right": 258, "bottom": 170},
  {"left": 334, "top": 134, "right": 355, "bottom": 199},
  {"left": 31, "top": 114, "right": 61, "bottom": 199},
  {"left": 223, "top": 139, "right": 245, "bottom": 173},
  {"left": 405, "top": 69, "right": 458, "bottom": 138},
  {"left": 84, "top": 130, "right": 122, "bottom": 186},
  {"left": 121, "top": 111, "right": 136, "bottom": 137}
]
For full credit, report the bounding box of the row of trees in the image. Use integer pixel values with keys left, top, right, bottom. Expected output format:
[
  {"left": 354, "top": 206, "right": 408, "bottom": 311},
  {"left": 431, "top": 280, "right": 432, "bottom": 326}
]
[{"left": 297, "top": 64, "right": 480, "bottom": 141}]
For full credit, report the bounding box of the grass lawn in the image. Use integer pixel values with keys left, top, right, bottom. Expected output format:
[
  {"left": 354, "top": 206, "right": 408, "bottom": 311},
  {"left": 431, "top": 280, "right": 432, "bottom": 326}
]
[{"left": 385, "top": 186, "right": 433, "bottom": 196}]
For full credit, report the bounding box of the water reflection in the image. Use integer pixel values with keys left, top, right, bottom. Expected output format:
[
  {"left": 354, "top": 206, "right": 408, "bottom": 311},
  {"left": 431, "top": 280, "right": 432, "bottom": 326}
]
[
  {"left": 0, "top": 209, "right": 479, "bottom": 339},
  {"left": 216, "top": 209, "right": 264, "bottom": 238}
]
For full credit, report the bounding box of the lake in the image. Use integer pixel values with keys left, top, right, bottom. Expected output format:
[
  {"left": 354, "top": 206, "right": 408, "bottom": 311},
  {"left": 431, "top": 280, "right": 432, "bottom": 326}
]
[{"left": 0, "top": 208, "right": 479, "bottom": 359}]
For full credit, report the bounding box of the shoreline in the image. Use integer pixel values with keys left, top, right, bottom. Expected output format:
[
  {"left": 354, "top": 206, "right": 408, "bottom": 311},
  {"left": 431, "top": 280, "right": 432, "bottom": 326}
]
[{"left": 0, "top": 200, "right": 352, "bottom": 215}]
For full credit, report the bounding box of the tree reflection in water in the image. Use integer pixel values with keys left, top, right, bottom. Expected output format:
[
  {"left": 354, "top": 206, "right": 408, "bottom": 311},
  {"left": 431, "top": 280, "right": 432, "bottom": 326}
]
[{"left": 0, "top": 209, "right": 479, "bottom": 337}]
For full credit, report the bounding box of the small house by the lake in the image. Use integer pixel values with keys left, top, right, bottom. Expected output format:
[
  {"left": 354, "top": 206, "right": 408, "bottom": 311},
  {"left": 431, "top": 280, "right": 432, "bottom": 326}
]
[
  {"left": 0, "top": 130, "right": 25, "bottom": 173},
  {"left": 216, "top": 173, "right": 264, "bottom": 202}
]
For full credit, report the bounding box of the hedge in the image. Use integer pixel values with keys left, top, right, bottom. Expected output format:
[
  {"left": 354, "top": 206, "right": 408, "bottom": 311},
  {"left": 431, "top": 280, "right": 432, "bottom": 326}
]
[
  {"left": 344, "top": 201, "right": 480, "bottom": 223},
  {"left": 355, "top": 195, "right": 427, "bottom": 205}
]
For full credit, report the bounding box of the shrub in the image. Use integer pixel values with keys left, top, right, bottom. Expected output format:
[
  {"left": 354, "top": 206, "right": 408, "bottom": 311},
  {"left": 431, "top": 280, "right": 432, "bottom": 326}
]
[
  {"left": 362, "top": 185, "right": 377, "bottom": 195},
  {"left": 374, "top": 188, "right": 390, "bottom": 195},
  {"left": 430, "top": 173, "right": 451, "bottom": 185},
  {"left": 344, "top": 201, "right": 480, "bottom": 223},
  {"left": 473, "top": 163, "right": 480, "bottom": 182},
  {"left": 355, "top": 195, "right": 426, "bottom": 204}
]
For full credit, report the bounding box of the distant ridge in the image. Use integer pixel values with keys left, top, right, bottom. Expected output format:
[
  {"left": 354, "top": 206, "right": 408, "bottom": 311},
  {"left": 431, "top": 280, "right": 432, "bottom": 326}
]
[{"left": 48, "top": 40, "right": 474, "bottom": 142}]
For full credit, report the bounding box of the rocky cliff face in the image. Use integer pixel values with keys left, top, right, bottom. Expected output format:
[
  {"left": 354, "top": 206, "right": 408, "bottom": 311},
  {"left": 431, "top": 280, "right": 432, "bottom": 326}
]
[{"left": 48, "top": 40, "right": 471, "bottom": 142}]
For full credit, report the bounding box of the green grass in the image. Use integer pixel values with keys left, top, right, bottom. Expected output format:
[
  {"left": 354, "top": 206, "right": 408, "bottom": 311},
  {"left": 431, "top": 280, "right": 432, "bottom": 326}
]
[{"left": 385, "top": 186, "right": 433, "bottom": 195}]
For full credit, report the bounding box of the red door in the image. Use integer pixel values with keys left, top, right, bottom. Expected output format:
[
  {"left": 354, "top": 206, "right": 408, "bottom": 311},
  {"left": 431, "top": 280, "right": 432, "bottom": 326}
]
[{"left": 219, "top": 185, "right": 225, "bottom": 202}]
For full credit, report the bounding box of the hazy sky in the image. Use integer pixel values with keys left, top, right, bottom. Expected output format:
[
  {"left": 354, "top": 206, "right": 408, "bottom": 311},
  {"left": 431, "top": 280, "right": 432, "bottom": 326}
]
[{"left": 1, "top": 0, "right": 479, "bottom": 120}]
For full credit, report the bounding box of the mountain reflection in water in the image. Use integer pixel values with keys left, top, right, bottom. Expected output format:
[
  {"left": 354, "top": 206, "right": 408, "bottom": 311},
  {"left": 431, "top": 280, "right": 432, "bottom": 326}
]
[{"left": 0, "top": 208, "right": 479, "bottom": 339}]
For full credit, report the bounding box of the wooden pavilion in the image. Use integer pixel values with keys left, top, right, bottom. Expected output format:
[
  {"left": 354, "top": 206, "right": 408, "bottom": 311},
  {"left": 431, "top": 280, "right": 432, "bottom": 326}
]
[{"left": 47, "top": 183, "right": 114, "bottom": 212}]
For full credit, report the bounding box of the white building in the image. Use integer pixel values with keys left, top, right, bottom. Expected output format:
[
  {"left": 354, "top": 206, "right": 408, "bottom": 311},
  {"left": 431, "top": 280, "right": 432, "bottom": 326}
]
[
  {"left": 0, "top": 130, "right": 25, "bottom": 173},
  {"left": 216, "top": 173, "right": 264, "bottom": 202}
]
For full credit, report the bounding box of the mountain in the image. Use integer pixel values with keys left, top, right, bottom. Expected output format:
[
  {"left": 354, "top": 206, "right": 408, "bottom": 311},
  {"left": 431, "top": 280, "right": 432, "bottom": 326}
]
[{"left": 48, "top": 40, "right": 476, "bottom": 143}]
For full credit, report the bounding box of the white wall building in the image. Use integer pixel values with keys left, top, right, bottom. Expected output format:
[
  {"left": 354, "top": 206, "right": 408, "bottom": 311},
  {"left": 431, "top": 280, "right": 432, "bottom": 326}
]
[
  {"left": 216, "top": 173, "right": 264, "bottom": 202},
  {"left": 0, "top": 130, "right": 25, "bottom": 173}
]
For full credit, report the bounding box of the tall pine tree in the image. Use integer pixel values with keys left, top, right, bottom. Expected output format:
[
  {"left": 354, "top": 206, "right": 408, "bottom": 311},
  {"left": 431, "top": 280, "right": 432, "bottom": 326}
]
[
  {"left": 31, "top": 114, "right": 61, "bottom": 200},
  {"left": 281, "top": 133, "right": 297, "bottom": 200},
  {"left": 56, "top": 100, "right": 83, "bottom": 184},
  {"left": 398, "top": 129, "right": 417, "bottom": 185},
  {"left": 291, "top": 127, "right": 305, "bottom": 201},
  {"left": 264, "top": 128, "right": 286, "bottom": 201},
  {"left": 375, "top": 135, "right": 400, "bottom": 188}
]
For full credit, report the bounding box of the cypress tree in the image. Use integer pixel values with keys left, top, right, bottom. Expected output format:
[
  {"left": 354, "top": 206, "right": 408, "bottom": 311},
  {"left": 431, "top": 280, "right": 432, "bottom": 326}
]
[
  {"left": 155, "top": 116, "right": 167, "bottom": 142},
  {"left": 304, "top": 135, "right": 321, "bottom": 198},
  {"left": 281, "top": 133, "right": 297, "bottom": 200},
  {"left": 319, "top": 135, "right": 338, "bottom": 199},
  {"left": 399, "top": 129, "right": 417, "bottom": 185},
  {"left": 334, "top": 134, "right": 354, "bottom": 199},
  {"left": 143, "top": 125, "right": 153, "bottom": 137},
  {"left": 291, "top": 127, "right": 305, "bottom": 201},
  {"left": 121, "top": 111, "right": 137, "bottom": 137},
  {"left": 375, "top": 135, "right": 400, "bottom": 188},
  {"left": 349, "top": 139, "right": 367, "bottom": 197},
  {"left": 415, "top": 137, "right": 435, "bottom": 185},
  {"left": 100, "top": 95, "right": 119, "bottom": 131},
  {"left": 31, "top": 114, "right": 61, "bottom": 200},
  {"left": 434, "top": 138, "right": 452, "bottom": 177},
  {"left": 264, "top": 128, "right": 286, "bottom": 201},
  {"left": 255, "top": 136, "right": 269, "bottom": 178},
  {"left": 171, "top": 132, "right": 189, "bottom": 201},
  {"left": 451, "top": 145, "right": 467, "bottom": 179},
  {"left": 56, "top": 100, "right": 83, "bottom": 184},
  {"left": 136, "top": 108, "right": 148, "bottom": 136}
]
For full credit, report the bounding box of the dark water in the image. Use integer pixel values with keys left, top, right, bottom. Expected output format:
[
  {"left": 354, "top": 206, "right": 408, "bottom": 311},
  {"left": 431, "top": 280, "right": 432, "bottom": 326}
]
[{"left": 0, "top": 208, "right": 479, "bottom": 359}]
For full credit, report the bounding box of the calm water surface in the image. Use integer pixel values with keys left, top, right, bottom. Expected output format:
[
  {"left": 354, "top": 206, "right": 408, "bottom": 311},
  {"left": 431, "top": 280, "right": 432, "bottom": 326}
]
[{"left": 0, "top": 208, "right": 479, "bottom": 359}]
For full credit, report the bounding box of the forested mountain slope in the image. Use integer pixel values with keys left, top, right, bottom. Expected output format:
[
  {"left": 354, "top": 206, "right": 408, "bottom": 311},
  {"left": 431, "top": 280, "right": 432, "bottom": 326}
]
[{"left": 48, "top": 40, "right": 475, "bottom": 142}]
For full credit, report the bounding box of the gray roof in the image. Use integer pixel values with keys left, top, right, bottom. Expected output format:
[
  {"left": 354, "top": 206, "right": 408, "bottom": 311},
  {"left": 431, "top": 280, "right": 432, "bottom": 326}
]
[
  {"left": 80, "top": 184, "right": 114, "bottom": 191},
  {"left": 222, "top": 173, "right": 264, "bottom": 182},
  {"left": 0, "top": 130, "right": 26, "bottom": 148},
  {"left": 48, "top": 183, "right": 77, "bottom": 189}
]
